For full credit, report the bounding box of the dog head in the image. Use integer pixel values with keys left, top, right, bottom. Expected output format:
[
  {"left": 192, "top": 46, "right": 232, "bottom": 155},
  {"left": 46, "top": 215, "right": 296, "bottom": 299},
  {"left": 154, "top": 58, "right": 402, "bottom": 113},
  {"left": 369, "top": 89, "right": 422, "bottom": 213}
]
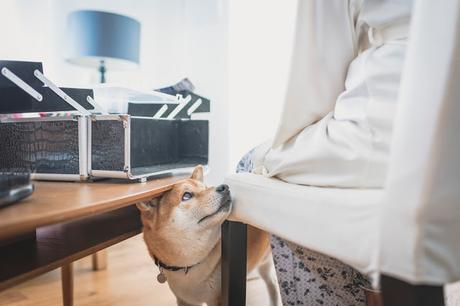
[{"left": 136, "top": 165, "right": 232, "bottom": 266}]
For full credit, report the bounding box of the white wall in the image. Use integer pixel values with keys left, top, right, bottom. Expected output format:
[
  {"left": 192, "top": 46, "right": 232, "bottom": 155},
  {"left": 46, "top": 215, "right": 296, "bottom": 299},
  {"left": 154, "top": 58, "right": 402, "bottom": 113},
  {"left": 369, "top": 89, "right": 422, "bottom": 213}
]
[
  {"left": 182, "top": 0, "right": 228, "bottom": 184},
  {"left": 227, "top": 0, "right": 297, "bottom": 168},
  {"left": 0, "top": 0, "right": 56, "bottom": 64}
]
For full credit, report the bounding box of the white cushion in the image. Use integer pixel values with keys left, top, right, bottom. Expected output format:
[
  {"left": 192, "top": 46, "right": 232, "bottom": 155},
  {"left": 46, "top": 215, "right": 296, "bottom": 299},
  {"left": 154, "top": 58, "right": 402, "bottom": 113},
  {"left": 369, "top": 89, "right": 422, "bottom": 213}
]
[{"left": 225, "top": 173, "right": 383, "bottom": 274}]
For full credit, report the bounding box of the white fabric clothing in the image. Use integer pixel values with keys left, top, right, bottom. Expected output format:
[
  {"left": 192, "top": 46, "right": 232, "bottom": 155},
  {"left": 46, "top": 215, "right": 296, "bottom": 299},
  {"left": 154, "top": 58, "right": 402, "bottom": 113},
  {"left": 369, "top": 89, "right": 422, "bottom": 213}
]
[
  {"left": 255, "top": 0, "right": 412, "bottom": 188},
  {"left": 228, "top": 0, "right": 460, "bottom": 286},
  {"left": 380, "top": 0, "right": 460, "bottom": 284},
  {"left": 226, "top": 172, "right": 382, "bottom": 275},
  {"left": 236, "top": 152, "right": 371, "bottom": 306}
]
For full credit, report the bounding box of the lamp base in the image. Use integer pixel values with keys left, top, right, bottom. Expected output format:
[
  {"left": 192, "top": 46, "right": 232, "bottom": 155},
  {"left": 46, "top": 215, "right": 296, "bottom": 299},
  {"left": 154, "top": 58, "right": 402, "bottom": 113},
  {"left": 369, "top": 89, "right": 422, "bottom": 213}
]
[{"left": 98, "top": 60, "right": 106, "bottom": 84}]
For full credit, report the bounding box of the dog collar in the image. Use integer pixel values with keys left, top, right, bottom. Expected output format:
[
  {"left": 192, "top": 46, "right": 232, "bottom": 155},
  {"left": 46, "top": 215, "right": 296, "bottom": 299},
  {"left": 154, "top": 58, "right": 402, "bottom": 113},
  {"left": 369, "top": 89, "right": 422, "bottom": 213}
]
[
  {"left": 153, "top": 256, "right": 200, "bottom": 273},
  {"left": 153, "top": 256, "right": 200, "bottom": 283}
]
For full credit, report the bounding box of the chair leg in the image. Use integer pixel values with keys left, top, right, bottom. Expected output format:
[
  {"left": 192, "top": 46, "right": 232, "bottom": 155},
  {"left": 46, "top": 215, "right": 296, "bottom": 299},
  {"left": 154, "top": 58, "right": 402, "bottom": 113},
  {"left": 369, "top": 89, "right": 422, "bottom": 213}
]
[
  {"left": 364, "top": 287, "right": 383, "bottom": 306},
  {"left": 92, "top": 250, "right": 108, "bottom": 270},
  {"left": 61, "top": 262, "right": 74, "bottom": 306},
  {"left": 381, "top": 275, "right": 445, "bottom": 306},
  {"left": 221, "top": 221, "right": 247, "bottom": 306}
]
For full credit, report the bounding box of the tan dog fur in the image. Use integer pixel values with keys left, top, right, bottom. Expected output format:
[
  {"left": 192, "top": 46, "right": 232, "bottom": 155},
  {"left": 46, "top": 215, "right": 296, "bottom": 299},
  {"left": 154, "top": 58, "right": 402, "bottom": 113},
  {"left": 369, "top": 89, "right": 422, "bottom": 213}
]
[{"left": 137, "top": 166, "right": 279, "bottom": 306}]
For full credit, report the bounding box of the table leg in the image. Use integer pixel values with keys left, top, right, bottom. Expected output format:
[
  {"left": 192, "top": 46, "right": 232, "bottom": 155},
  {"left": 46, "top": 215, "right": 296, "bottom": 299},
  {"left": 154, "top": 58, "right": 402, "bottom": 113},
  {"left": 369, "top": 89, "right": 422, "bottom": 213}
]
[
  {"left": 92, "top": 250, "right": 108, "bottom": 270},
  {"left": 61, "top": 262, "right": 74, "bottom": 306},
  {"left": 221, "top": 221, "right": 247, "bottom": 306},
  {"left": 381, "top": 275, "right": 444, "bottom": 306}
]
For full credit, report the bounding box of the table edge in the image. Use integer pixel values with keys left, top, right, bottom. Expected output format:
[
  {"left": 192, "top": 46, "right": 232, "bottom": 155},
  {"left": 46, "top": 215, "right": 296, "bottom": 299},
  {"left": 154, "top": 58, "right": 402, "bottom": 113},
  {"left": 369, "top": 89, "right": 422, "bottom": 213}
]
[{"left": 0, "top": 177, "right": 185, "bottom": 240}]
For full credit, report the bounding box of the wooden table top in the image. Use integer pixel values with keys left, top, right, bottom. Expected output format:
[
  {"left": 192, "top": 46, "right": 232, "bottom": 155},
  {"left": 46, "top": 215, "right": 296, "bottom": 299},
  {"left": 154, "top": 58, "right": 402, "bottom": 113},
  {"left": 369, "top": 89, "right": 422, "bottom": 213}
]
[{"left": 0, "top": 175, "right": 186, "bottom": 241}]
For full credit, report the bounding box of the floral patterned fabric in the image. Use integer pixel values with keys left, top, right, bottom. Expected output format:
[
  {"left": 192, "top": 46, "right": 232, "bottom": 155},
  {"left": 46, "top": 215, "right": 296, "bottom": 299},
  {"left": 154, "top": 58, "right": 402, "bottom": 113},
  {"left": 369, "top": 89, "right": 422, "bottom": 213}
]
[{"left": 236, "top": 150, "right": 370, "bottom": 306}]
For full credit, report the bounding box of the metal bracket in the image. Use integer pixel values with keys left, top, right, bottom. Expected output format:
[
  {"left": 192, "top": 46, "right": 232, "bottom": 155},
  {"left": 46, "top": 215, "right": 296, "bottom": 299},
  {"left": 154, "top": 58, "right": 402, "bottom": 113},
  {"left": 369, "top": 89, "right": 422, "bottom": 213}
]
[
  {"left": 118, "top": 114, "right": 130, "bottom": 128},
  {"left": 33, "top": 69, "right": 90, "bottom": 115},
  {"left": 1, "top": 67, "right": 43, "bottom": 102}
]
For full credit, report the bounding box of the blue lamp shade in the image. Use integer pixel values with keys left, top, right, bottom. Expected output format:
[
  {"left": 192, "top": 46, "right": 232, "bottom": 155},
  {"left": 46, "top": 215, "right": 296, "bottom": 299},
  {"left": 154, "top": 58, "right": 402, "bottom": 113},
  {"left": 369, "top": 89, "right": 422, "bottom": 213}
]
[{"left": 66, "top": 10, "right": 141, "bottom": 70}]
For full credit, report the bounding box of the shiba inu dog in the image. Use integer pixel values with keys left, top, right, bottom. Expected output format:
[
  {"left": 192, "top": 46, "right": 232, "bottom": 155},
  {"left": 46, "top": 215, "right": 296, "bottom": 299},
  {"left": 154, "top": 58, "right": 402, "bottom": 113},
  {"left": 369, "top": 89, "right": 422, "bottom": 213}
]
[{"left": 137, "top": 165, "right": 279, "bottom": 306}]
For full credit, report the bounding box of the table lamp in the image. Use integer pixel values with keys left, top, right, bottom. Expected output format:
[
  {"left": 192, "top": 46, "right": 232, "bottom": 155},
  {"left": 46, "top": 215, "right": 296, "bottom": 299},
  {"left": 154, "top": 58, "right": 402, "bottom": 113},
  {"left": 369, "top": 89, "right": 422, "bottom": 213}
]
[{"left": 65, "top": 10, "right": 141, "bottom": 83}]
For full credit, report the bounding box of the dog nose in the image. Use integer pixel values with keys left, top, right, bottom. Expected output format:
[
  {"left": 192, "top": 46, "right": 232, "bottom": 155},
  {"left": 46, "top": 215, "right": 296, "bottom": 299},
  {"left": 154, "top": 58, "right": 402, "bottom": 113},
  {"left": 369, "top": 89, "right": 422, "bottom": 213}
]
[{"left": 216, "top": 184, "right": 229, "bottom": 194}]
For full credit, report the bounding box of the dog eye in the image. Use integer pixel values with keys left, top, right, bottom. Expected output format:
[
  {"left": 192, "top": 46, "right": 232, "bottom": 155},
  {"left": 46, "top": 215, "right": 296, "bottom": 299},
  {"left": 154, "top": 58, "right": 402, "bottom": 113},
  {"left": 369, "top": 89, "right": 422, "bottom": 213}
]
[{"left": 182, "top": 192, "right": 193, "bottom": 201}]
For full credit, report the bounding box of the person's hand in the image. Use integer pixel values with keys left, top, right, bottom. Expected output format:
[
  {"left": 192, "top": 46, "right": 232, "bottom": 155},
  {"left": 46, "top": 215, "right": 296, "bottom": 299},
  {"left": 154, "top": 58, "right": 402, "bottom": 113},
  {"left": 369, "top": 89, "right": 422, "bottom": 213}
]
[{"left": 251, "top": 139, "right": 273, "bottom": 175}]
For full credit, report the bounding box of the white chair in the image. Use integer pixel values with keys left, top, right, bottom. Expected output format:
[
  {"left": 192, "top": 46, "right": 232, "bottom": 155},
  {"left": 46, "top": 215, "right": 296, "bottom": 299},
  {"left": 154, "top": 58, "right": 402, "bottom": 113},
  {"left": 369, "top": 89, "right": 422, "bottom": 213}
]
[{"left": 220, "top": 1, "right": 460, "bottom": 306}]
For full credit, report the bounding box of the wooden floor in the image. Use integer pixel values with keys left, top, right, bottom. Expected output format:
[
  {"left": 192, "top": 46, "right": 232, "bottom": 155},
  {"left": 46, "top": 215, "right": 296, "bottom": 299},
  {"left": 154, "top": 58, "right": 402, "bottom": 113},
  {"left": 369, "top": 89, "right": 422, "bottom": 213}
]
[
  {"left": 0, "top": 235, "right": 274, "bottom": 306},
  {"left": 1, "top": 234, "right": 459, "bottom": 306}
]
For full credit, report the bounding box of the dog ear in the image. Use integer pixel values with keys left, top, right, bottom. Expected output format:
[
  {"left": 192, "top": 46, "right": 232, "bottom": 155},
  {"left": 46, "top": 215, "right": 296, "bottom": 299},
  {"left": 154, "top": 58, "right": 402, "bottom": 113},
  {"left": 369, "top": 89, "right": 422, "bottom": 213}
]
[
  {"left": 191, "top": 165, "right": 204, "bottom": 182},
  {"left": 136, "top": 198, "right": 159, "bottom": 212}
]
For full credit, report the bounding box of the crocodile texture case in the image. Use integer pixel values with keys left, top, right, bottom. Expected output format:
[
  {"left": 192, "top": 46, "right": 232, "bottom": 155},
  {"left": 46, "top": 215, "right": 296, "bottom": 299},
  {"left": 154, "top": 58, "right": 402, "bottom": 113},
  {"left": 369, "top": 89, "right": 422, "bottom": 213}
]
[
  {"left": 0, "top": 116, "right": 89, "bottom": 181},
  {"left": 0, "top": 61, "right": 210, "bottom": 182},
  {"left": 90, "top": 115, "right": 209, "bottom": 180}
]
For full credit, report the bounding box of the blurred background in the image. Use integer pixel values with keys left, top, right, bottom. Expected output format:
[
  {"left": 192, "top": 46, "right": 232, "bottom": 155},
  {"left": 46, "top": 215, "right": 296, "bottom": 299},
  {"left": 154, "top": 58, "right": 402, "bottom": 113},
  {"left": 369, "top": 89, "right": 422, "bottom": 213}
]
[{"left": 0, "top": 0, "right": 297, "bottom": 184}]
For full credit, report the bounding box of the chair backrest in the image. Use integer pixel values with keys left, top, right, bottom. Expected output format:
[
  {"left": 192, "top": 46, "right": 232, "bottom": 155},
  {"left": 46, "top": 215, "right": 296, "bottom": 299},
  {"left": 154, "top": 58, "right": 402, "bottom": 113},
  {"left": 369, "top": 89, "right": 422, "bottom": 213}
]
[{"left": 380, "top": 0, "right": 460, "bottom": 284}]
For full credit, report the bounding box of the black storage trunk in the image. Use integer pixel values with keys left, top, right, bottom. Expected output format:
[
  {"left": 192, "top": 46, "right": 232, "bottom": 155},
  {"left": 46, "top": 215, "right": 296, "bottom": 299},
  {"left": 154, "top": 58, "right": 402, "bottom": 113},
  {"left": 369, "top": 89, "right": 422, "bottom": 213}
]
[
  {"left": 0, "top": 60, "right": 92, "bottom": 181},
  {"left": 0, "top": 116, "right": 89, "bottom": 181},
  {"left": 90, "top": 115, "right": 209, "bottom": 180},
  {"left": 0, "top": 60, "right": 210, "bottom": 181}
]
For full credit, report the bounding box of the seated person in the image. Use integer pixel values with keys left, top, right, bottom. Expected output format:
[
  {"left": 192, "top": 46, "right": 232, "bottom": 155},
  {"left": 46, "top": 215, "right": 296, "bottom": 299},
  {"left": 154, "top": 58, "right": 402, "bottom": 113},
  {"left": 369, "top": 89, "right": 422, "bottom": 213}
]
[{"left": 238, "top": 0, "right": 412, "bottom": 305}]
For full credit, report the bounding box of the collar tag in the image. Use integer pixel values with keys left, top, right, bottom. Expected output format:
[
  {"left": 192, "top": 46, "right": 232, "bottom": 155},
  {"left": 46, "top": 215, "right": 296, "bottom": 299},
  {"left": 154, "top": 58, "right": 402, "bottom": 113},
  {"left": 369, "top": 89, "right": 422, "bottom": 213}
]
[{"left": 157, "top": 267, "right": 167, "bottom": 283}]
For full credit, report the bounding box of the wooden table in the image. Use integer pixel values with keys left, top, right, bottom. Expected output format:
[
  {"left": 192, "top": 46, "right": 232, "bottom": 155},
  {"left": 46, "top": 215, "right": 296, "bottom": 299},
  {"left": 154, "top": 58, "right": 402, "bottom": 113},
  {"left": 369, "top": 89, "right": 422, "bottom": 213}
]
[{"left": 0, "top": 175, "right": 185, "bottom": 305}]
